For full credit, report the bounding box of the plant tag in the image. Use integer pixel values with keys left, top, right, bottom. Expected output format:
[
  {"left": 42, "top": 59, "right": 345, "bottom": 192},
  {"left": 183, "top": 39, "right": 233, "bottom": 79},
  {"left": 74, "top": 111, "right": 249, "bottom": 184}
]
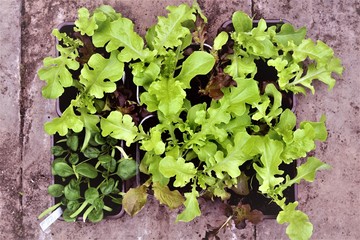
[{"left": 40, "top": 207, "right": 63, "bottom": 231}]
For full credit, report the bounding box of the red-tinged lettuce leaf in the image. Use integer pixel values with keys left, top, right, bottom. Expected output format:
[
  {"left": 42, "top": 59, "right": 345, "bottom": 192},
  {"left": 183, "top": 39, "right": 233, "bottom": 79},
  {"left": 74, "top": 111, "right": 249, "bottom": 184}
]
[{"left": 232, "top": 204, "right": 264, "bottom": 225}]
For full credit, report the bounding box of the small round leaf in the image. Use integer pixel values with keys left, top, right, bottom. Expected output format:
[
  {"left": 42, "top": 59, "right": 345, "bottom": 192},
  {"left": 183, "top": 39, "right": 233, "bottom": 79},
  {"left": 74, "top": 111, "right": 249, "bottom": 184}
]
[
  {"left": 76, "top": 163, "right": 98, "bottom": 179},
  {"left": 47, "top": 184, "right": 64, "bottom": 197},
  {"left": 83, "top": 146, "right": 101, "bottom": 158},
  {"left": 88, "top": 208, "right": 103, "bottom": 223},
  {"left": 64, "top": 180, "right": 81, "bottom": 201},
  {"left": 99, "top": 178, "right": 115, "bottom": 195},
  {"left": 116, "top": 159, "right": 137, "bottom": 180},
  {"left": 67, "top": 135, "right": 79, "bottom": 151},
  {"left": 85, "top": 187, "right": 99, "bottom": 204},
  {"left": 98, "top": 155, "right": 113, "bottom": 164},
  {"left": 53, "top": 161, "right": 74, "bottom": 177},
  {"left": 69, "top": 153, "right": 79, "bottom": 165},
  {"left": 51, "top": 146, "right": 65, "bottom": 156}
]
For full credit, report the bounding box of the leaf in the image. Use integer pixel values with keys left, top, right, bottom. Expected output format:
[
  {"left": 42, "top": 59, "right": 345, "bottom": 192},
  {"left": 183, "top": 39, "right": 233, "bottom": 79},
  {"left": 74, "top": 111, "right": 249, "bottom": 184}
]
[
  {"left": 232, "top": 204, "right": 264, "bottom": 225},
  {"left": 277, "top": 202, "right": 313, "bottom": 240},
  {"left": 64, "top": 179, "right": 81, "bottom": 201},
  {"left": 153, "top": 182, "right": 185, "bottom": 209},
  {"left": 153, "top": 4, "right": 195, "bottom": 49},
  {"left": 79, "top": 51, "right": 124, "bottom": 98},
  {"left": 92, "top": 16, "right": 147, "bottom": 61},
  {"left": 123, "top": 185, "right": 148, "bottom": 216},
  {"left": 232, "top": 11, "right": 252, "bottom": 33},
  {"left": 220, "top": 78, "right": 260, "bottom": 116},
  {"left": 299, "top": 116, "right": 328, "bottom": 141},
  {"left": 252, "top": 84, "right": 283, "bottom": 124},
  {"left": 141, "top": 126, "right": 165, "bottom": 155},
  {"left": 158, "top": 156, "right": 196, "bottom": 187},
  {"left": 274, "top": 23, "right": 307, "bottom": 46},
  {"left": 213, "top": 31, "right": 229, "bottom": 51},
  {"left": 83, "top": 146, "right": 101, "bottom": 158},
  {"left": 100, "top": 178, "right": 115, "bottom": 195},
  {"left": 88, "top": 208, "right": 104, "bottom": 223},
  {"left": 176, "top": 190, "right": 201, "bottom": 222},
  {"left": 98, "top": 155, "right": 113, "bottom": 164},
  {"left": 44, "top": 105, "right": 84, "bottom": 136},
  {"left": 38, "top": 52, "right": 79, "bottom": 99},
  {"left": 67, "top": 134, "right": 79, "bottom": 151},
  {"left": 78, "top": 108, "right": 100, "bottom": 151},
  {"left": 132, "top": 61, "right": 161, "bottom": 88},
  {"left": 148, "top": 78, "right": 186, "bottom": 116},
  {"left": 176, "top": 51, "right": 215, "bottom": 89},
  {"left": 76, "top": 163, "right": 98, "bottom": 179},
  {"left": 224, "top": 55, "right": 256, "bottom": 79},
  {"left": 84, "top": 187, "right": 99, "bottom": 204},
  {"left": 253, "top": 136, "right": 284, "bottom": 194},
  {"left": 208, "top": 132, "right": 254, "bottom": 179},
  {"left": 74, "top": 8, "right": 100, "bottom": 36},
  {"left": 116, "top": 159, "right": 138, "bottom": 180},
  {"left": 68, "top": 153, "right": 79, "bottom": 165},
  {"left": 53, "top": 161, "right": 74, "bottom": 177},
  {"left": 100, "top": 111, "right": 138, "bottom": 146},
  {"left": 51, "top": 146, "right": 65, "bottom": 156},
  {"left": 47, "top": 184, "right": 64, "bottom": 197},
  {"left": 281, "top": 123, "right": 316, "bottom": 162},
  {"left": 282, "top": 157, "right": 330, "bottom": 190},
  {"left": 274, "top": 109, "right": 297, "bottom": 144}
]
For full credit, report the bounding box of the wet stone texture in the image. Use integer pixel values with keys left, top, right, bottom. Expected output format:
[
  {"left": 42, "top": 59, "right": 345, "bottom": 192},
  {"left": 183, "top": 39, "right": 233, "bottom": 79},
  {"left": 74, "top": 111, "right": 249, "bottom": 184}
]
[{"left": 7, "top": 0, "right": 358, "bottom": 239}]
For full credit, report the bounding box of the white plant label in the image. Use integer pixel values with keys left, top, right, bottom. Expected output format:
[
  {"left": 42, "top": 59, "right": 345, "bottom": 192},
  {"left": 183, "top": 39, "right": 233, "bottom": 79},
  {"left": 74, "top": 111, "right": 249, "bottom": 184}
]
[{"left": 40, "top": 207, "right": 63, "bottom": 231}]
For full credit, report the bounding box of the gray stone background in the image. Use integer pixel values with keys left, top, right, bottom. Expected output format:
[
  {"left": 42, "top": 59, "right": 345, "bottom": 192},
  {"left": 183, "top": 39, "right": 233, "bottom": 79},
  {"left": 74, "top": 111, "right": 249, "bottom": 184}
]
[{"left": 1, "top": 0, "right": 359, "bottom": 239}]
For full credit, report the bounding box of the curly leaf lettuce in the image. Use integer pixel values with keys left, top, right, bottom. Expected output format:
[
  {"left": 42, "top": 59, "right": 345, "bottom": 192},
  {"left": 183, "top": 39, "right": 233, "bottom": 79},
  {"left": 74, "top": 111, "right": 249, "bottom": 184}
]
[
  {"left": 79, "top": 51, "right": 124, "bottom": 98},
  {"left": 100, "top": 111, "right": 138, "bottom": 146}
]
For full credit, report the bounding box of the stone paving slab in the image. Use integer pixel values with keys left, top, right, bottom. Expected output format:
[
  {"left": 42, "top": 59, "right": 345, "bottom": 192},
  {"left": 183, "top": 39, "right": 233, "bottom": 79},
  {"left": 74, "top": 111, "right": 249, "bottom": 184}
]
[{"left": 0, "top": 0, "right": 22, "bottom": 239}]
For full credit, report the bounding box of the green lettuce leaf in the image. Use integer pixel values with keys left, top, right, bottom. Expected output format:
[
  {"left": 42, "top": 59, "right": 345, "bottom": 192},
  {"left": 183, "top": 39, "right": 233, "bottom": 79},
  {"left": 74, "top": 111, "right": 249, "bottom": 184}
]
[
  {"left": 44, "top": 105, "right": 83, "bottom": 136},
  {"left": 176, "top": 51, "right": 215, "bottom": 89},
  {"left": 100, "top": 111, "right": 138, "bottom": 146},
  {"left": 148, "top": 78, "right": 186, "bottom": 116},
  {"left": 158, "top": 156, "right": 196, "bottom": 187},
  {"left": 253, "top": 136, "right": 284, "bottom": 194},
  {"left": 176, "top": 189, "right": 201, "bottom": 222},
  {"left": 79, "top": 51, "right": 124, "bottom": 98},
  {"left": 152, "top": 4, "right": 195, "bottom": 50},
  {"left": 277, "top": 202, "right": 313, "bottom": 240}
]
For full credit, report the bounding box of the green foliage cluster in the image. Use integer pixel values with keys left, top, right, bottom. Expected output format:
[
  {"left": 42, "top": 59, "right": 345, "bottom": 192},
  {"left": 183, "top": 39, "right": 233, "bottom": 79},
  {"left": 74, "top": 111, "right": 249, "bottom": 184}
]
[{"left": 38, "top": 3, "right": 343, "bottom": 239}]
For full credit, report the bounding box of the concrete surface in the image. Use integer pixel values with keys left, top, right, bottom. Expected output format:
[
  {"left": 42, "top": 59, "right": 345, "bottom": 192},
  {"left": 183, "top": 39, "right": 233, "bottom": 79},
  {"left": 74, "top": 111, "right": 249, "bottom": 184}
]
[{"left": 0, "top": 0, "right": 358, "bottom": 239}]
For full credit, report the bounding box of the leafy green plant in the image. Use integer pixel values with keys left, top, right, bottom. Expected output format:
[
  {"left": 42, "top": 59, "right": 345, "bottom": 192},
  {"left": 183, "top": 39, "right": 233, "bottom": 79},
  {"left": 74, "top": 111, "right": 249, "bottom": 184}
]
[
  {"left": 38, "top": 131, "right": 137, "bottom": 222},
  {"left": 38, "top": 3, "right": 343, "bottom": 240}
]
